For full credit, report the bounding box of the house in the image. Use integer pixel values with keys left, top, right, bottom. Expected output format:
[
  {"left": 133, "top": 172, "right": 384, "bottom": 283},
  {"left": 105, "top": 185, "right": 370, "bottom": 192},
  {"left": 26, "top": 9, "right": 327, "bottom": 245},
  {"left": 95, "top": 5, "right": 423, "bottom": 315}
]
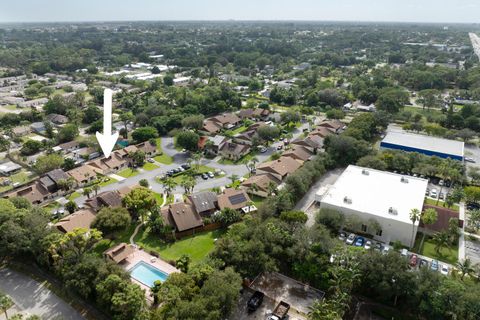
[
  {"left": 0, "top": 161, "right": 22, "bottom": 176},
  {"left": 89, "top": 153, "right": 128, "bottom": 174},
  {"left": 238, "top": 108, "right": 270, "bottom": 120},
  {"left": 256, "top": 156, "right": 302, "bottom": 181},
  {"left": 317, "top": 165, "right": 428, "bottom": 246},
  {"left": 161, "top": 202, "right": 204, "bottom": 232},
  {"left": 206, "top": 135, "right": 227, "bottom": 154},
  {"left": 85, "top": 191, "right": 122, "bottom": 212},
  {"left": 209, "top": 113, "right": 241, "bottom": 129},
  {"left": 39, "top": 169, "right": 70, "bottom": 193},
  {"left": 233, "top": 130, "right": 257, "bottom": 146},
  {"left": 135, "top": 141, "right": 156, "bottom": 156},
  {"left": 318, "top": 120, "right": 346, "bottom": 134},
  {"left": 197, "top": 136, "right": 209, "bottom": 150},
  {"left": 57, "top": 141, "right": 81, "bottom": 154},
  {"left": 187, "top": 191, "right": 218, "bottom": 216},
  {"left": 290, "top": 135, "right": 324, "bottom": 154},
  {"left": 309, "top": 126, "right": 335, "bottom": 139},
  {"left": 282, "top": 145, "right": 313, "bottom": 163},
  {"left": 241, "top": 173, "right": 280, "bottom": 198},
  {"left": 5, "top": 181, "right": 50, "bottom": 205},
  {"left": 217, "top": 188, "right": 252, "bottom": 211},
  {"left": 19, "top": 98, "right": 49, "bottom": 108},
  {"left": 30, "top": 122, "right": 47, "bottom": 135},
  {"left": 104, "top": 243, "right": 135, "bottom": 264},
  {"left": 219, "top": 141, "right": 251, "bottom": 161},
  {"left": 238, "top": 109, "right": 256, "bottom": 120},
  {"left": 67, "top": 165, "right": 99, "bottom": 186},
  {"left": 202, "top": 120, "right": 223, "bottom": 135},
  {"left": 46, "top": 113, "right": 69, "bottom": 125},
  {"left": 11, "top": 126, "right": 30, "bottom": 137},
  {"left": 55, "top": 209, "right": 96, "bottom": 233}
]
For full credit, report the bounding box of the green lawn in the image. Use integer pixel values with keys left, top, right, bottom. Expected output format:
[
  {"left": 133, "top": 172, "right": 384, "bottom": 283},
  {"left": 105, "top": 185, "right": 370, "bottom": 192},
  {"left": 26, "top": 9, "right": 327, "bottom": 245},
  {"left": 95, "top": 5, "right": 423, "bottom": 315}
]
[
  {"left": 134, "top": 228, "right": 226, "bottom": 264},
  {"left": 117, "top": 168, "right": 141, "bottom": 178},
  {"left": 67, "top": 192, "right": 81, "bottom": 201},
  {"left": 43, "top": 201, "right": 61, "bottom": 212},
  {"left": 424, "top": 198, "right": 459, "bottom": 212},
  {"left": 142, "top": 162, "right": 159, "bottom": 171},
  {"left": 98, "top": 176, "right": 118, "bottom": 187},
  {"left": 403, "top": 106, "right": 443, "bottom": 118},
  {"left": 93, "top": 224, "right": 137, "bottom": 256},
  {"left": 0, "top": 171, "right": 34, "bottom": 193},
  {"left": 250, "top": 195, "right": 265, "bottom": 208},
  {"left": 154, "top": 138, "right": 174, "bottom": 164},
  {"left": 153, "top": 192, "right": 165, "bottom": 205},
  {"left": 227, "top": 125, "right": 247, "bottom": 136},
  {"left": 413, "top": 234, "right": 458, "bottom": 264},
  {"left": 4, "top": 104, "right": 18, "bottom": 110}
]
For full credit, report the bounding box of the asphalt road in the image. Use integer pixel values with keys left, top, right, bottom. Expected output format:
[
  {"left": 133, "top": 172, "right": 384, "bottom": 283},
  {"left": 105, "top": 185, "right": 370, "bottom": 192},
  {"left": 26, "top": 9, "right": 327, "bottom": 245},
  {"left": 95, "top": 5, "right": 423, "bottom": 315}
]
[{"left": 0, "top": 268, "right": 85, "bottom": 320}]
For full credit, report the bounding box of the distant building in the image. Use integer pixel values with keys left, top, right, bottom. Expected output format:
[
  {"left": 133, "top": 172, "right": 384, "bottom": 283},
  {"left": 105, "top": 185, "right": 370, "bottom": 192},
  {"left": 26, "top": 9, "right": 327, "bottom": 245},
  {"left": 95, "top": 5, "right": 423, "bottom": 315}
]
[
  {"left": 0, "top": 161, "right": 22, "bottom": 176},
  {"left": 380, "top": 131, "right": 464, "bottom": 161}
]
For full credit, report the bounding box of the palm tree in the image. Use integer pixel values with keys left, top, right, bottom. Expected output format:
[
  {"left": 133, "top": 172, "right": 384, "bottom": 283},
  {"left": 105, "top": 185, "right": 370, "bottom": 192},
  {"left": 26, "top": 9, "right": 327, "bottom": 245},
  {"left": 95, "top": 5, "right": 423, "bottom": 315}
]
[
  {"left": 119, "top": 112, "right": 134, "bottom": 139},
  {"left": 409, "top": 208, "right": 421, "bottom": 248},
  {"left": 245, "top": 156, "right": 259, "bottom": 176},
  {"left": 0, "top": 293, "right": 12, "bottom": 320},
  {"left": 180, "top": 175, "right": 196, "bottom": 194},
  {"left": 457, "top": 258, "right": 475, "bottom": 281},
  {"left": 420, "top": 208, "right": 438, "bottom": 245},
  {"left": 83, "top": 187, "right": 92, "bottom": 199},
  {"left": 92, "top": 184, "right": 100, "bottom": 196},
  {"left": 229, "top": 174, "right": 239, "bottom": 188},
  {"left": 432, "top": 231, "right": 451, "bottom": 255},
  {"left": 267, "top": 181, "right": 277, "bottom": 196},
  {"left": 162, "top": 177, "right": 177, "bottom": 197},
  {"left": 191, "top": 152, "right": 202, "bottom": 171}
]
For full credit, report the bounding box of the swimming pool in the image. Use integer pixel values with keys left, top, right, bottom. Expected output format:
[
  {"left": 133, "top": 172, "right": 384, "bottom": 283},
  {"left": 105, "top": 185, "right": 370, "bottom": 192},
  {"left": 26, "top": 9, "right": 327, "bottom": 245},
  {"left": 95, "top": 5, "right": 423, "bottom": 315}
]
[{"left": 129, "top": 261, "right": 169, "bottom": 287}]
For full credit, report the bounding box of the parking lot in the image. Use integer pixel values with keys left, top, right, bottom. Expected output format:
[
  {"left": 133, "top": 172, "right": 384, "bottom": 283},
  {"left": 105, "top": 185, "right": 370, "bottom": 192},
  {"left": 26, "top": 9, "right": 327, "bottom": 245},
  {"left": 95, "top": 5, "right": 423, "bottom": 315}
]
[{"left": 338, "top": 231, "right": 454, "bottom": 275}]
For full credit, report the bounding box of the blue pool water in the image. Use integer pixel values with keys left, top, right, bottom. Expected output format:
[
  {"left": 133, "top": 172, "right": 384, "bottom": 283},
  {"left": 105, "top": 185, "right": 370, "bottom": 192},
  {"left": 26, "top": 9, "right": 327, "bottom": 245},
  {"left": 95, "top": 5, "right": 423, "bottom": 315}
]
[{"left": 129, "top": 261, "right": 169, "bottom": 287}]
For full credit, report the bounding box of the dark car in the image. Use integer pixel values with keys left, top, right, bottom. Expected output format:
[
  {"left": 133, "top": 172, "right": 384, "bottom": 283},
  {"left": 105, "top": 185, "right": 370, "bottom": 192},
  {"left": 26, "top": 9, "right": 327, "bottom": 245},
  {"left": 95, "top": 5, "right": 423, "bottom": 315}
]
[
  {"left": 201, "top": 173, "right": 209, "bottom": 180},
  {"left": 467, "top": 202, "right": 480, "bottom": 211},
  {"left": 419, "top": 259, "right": 429, "bottom": 268},
  {"left": 354, "top": 236, "right": 365, "bottom": 247},
  {"left": 247, "top": 291, "right": 264, "bottom": 312},
  {"left": 181, "top": 163, "right": 191, "bottom": 170}
]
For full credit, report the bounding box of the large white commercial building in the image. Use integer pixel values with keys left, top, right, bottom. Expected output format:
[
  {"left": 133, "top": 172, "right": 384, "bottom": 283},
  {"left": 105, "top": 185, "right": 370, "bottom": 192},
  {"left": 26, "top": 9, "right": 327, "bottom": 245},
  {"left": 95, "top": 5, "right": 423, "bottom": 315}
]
[{"left": 317, "top": 165, "right": 428, "bottom": 246}]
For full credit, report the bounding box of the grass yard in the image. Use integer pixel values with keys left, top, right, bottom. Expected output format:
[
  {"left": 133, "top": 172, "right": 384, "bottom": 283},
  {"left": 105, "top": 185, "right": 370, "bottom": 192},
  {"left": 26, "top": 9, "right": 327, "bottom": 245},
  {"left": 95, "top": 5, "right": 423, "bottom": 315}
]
[
  {"left": 135, "top": 228, "right": 226, "bottom": 264},
  {"left": 142, "top": 162, "right": 159, "bottom": 171},
  {"left": 98, "top": 176, "right": 118, "bottom": 187},
  {"left": 4, "top": 104, "right": 18, "bottom": 110},
  {"left": 413, "top": 234, "right": 458, "bottom": 264},
  {"left": 228, "top": 125, "right": 248, "bottom": 135},
  {"left": 0, "top": 171, "right": 34, "bottom": 193},
  {"left": 424, "top": 198, "right": 459, "bottom": 212},
  {"left": 67, "top": 191, "right": 81, "bottom": 201},
  {"left": 153, "top": 192, "right": 165, "bottom": 205},
  {"left": 153, "top": 138, "right": 174, "bottom": 164},
  {"left": 117, "top": 168, "right": 140, "bottom": 178},
  {"left": 93, "top": 224, "right": 138, "bottom": 256},
  {"left": 250, "top": 195, "right": 265, "bottom": 208},
  {"left": 403, "top": 106, "right": 443, "bottom": 118}
]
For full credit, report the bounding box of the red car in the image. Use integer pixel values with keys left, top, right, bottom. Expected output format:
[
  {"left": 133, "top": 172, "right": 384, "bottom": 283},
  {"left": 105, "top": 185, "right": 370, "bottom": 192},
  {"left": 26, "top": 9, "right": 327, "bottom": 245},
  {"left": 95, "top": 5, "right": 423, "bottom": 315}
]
[{"left": 409, "top": 254, "right": 418, "bottom": 268}]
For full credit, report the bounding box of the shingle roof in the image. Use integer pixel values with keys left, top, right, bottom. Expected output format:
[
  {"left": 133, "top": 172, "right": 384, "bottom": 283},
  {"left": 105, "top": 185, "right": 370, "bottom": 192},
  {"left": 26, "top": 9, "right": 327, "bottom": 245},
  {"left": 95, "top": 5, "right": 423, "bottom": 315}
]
[
  {"left": 217, "top": 188, "right": 251, "bottom": 210},
  {"left": 161, "top": 203, "right": 203, "bottom": 232},
  {"left": 241, "top": 173, "right": 281, "bottom": 192},
  {"left": 55, "top": 209, "right": 96, "bottom": 233},
  {"left": 189, "top": 191, "right": 218, "bottom": 213},
  {"left": 257, "top": 156, "right": 302, "bottom": 178}
]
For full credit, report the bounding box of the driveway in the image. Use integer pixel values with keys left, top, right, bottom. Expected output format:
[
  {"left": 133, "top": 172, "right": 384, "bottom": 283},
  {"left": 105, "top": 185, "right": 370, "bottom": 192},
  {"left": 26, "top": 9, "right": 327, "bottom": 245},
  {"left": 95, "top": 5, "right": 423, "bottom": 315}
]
[
  {"left": 0, "top": 268, "right": 85, "bottom": 320},
  {"left": 295, "top": 168, "right": 345, "bottom": 226}
]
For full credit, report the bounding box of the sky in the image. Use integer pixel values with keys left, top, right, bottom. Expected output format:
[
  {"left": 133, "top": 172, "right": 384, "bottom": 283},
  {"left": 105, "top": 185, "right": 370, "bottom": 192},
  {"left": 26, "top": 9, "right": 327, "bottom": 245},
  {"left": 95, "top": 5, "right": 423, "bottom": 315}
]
[{"left": 0, "top": 0, "right": 479, "bottom": 24}]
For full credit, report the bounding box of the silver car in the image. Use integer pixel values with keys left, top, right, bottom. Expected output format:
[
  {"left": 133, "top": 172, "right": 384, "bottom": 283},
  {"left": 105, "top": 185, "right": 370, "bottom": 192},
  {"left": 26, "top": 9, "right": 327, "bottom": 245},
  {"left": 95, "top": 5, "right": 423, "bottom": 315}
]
[{"left": 346, "top": 233, "right": 356, "bottom": 245}]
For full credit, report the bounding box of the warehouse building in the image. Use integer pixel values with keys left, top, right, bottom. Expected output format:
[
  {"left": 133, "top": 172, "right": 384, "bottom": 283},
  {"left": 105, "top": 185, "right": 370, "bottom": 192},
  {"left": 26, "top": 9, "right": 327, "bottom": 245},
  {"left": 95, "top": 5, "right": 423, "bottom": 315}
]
[
  {"left": 317, "top": 165, "right": 428, "bottom": 247},
  {"left": 380, "top": 131, "right": 464, "bottom": 161}
]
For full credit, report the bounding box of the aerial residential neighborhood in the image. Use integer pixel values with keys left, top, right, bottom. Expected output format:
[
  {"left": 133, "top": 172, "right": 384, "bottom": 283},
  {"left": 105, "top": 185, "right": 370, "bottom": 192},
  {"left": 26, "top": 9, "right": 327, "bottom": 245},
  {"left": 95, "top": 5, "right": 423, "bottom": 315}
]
[{"left": 1, "top": 2, "right": 480, "bottom": 320}]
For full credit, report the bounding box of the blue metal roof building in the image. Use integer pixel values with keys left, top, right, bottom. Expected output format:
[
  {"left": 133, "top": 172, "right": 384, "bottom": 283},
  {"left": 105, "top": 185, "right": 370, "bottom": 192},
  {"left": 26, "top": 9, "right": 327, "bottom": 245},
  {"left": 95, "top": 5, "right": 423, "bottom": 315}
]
[{"left": 380, "top": 132, "right": 464, "bottom": 161}]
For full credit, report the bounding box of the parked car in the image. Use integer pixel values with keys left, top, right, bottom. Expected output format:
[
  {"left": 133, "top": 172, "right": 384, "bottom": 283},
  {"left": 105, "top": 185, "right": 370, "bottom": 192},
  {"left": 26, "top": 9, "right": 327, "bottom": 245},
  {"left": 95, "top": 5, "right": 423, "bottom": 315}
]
[
  {"left": 346, "top": 233, "right": 356, "bottom": 245},
  {"left": 431, "top": 260, "right": 439, "bottom": 271},
  {"left": 181, "top": 163, "right": 191, "bottom": 170},
  {"left": 354, "top": 236, "right": 365, "bottom": 247},
  {"left": 419, "top": 259, "right": 429, "bottom": 268},
  {"left": 445, "top": 180, "right": 451, "bottom": 188},
  {"left": 425, "top": 188, "right": 430, "bottom": 196},
  {"left": 247, "top": 291, "right": 264, "bottom": 312},
  {"left": 401, "top": 248, "right": 408, "bottom": 257},
  {"left": 207, "top": 171, "right": 214, "bottom": 178},
  {"left": 409, "top": 254, "right": 418, "bottom": 268},
  {"left": 364, "top": 240, "right": 372, "bottom": 250},
  {"left": 259, "top": 146, "right": 267, "bottom": 153},
  {"left": 439, "top": 179, "right": 444, "bottom": 186},
  {"left": 467, "top": 202, "right": 480, "bottom": 211},
  {"left": 338, "top": 232, "right": 347, "bottom": 241},
  {"left": 201, "top": 173, "right": 209, "bottom": 180},
  {"left": 465, "top": 157, "right": 476, "bottom": 163},
  {"left": 147, "top": 158, "right": 155, "bottom": 163},
  {"left": 276, "top": 145, "right": 283, "bottom": 150},
  {"left": 440, "top": 264, "right": 449, "bottom": 275},
  {"left": 382, "top": 245, "right": 391, "bottom": 254},
  {"left": 439, "top": 192, "right": 445, "bottom": 200},
  {"left": 374, "top": 243, "right": 382, "bottom": 252},
  {"left": 430, "top": 189, "right": 438, "bottom": 198}
]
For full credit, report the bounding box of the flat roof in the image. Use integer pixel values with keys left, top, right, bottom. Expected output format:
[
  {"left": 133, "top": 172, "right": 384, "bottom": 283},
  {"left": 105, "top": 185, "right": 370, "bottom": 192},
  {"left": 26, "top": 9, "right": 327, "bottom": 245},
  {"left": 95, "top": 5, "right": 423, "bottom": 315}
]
[
  {"left": 320, "top": 165, "right": 428, "bottom": 225},
  {"left": 381, "top": 131, "right": 464, "bottom": 157}
]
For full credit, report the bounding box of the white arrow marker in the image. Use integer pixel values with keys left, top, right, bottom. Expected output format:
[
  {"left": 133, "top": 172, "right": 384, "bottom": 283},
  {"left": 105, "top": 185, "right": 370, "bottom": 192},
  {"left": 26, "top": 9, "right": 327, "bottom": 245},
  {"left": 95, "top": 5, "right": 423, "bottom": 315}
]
[{"left": 96, "top": 89, "right": 119, "bottom": 158}]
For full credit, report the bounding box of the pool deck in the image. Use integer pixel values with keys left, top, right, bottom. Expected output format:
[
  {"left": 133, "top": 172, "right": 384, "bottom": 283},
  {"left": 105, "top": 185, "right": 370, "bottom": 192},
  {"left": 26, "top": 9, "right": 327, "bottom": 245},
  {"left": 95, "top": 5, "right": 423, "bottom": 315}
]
[{"left": 121, "top": 247, "right": 180, "bottom": 300}]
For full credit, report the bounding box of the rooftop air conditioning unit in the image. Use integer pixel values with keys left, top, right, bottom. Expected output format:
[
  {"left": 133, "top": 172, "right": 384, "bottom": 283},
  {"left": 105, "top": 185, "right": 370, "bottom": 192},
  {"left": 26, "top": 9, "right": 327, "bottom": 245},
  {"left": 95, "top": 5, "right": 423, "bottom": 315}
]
[
  {"left": 362, "top": 169, "right": 369, "bottom": 176},
  {"left": 388, "top": 207, "right": 398, "bottom": 215},
  {"left": 343, "top": 196, "right": 352, "bottom": 204},
  {"left": 401, "top": 177, "right": 409, "bottom": 183}
]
